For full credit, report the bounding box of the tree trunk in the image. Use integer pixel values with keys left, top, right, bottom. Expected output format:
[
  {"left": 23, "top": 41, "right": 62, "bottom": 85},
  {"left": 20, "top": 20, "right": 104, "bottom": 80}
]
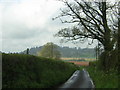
[
  {"left": 118, "top": 1, "right": 120, "bottom": 72},
  {"left": 101, "top": 2, "right": 113, "bottom": 70}
]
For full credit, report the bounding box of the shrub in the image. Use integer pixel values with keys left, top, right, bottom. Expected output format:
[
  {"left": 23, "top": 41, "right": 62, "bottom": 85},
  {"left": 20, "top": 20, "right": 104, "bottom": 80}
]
[
  {"left": 86, "top": 66, "right": 118, "bottom": 88},
  {"left": 2, "top": 53, "right": 78, "bottom": 88}
]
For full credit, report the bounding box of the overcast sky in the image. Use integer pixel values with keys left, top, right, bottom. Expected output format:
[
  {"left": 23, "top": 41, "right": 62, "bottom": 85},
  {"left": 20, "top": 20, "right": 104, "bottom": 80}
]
[{"left": 0, "top": 0, "right": 100, "bottom": 53}]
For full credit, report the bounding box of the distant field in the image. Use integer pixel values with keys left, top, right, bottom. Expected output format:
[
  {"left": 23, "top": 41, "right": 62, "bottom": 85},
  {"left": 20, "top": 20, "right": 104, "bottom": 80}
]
[
  {"left": 68, "top": 61, "right": 89, "bottom": 66},
  {"left": 61, "top": 58, "right": 92, "bottom": 66},
  {"left": 61, "top": 57, "right": 96, "bottom": 61}
]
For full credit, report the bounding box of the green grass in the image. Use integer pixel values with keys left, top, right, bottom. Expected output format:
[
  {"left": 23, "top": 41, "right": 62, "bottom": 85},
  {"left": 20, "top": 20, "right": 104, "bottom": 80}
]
[
  {"left": 79, "top": 66, "right": 86, "bottom": 70},
  {"left": 86, "top": 64, "right": 118, "bottom": 88},
  {"left": 2, "top": 53, "right": 78, "bottom": 88}
]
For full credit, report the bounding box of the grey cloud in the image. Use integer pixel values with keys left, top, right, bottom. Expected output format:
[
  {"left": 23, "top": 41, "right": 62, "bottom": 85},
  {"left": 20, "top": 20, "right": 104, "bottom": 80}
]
[
  {"left": 1, "top": 0, "right": 97, "bottom": 53},
  {"left": 1, "top": 21, "right": 58, "bottom": 52},
  {"left": 2, "top": 22, "right": 50, "bottom": 39}
]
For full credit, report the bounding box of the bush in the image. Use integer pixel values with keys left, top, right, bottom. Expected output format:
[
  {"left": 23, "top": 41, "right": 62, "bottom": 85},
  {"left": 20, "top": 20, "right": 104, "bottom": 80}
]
[
  {"left": 2, "top": 53, "right": 78, "bottom": 88},
  {"left": 98, "top": 49, "right": 118, "bottom": 71},
  {"left": 86, "top": 66, "right": 118, "bottom": 88}
]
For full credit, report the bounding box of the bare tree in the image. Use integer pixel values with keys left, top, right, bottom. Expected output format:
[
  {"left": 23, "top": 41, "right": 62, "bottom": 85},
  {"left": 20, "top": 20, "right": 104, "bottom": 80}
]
[{"left": 53, "top": 0, "right": 119, "bottom": 70}]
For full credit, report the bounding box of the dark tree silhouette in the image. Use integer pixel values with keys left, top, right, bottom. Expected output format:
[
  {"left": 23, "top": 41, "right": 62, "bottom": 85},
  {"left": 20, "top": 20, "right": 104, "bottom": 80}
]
[
  {"left": 26, "top": 48, "right": 29, "bottom": 55},
  {"left": 118, "top": 1, "right": 120, "bottom": 70},
  {"left": 53, "top": 0, "right": 119, "bottom": 70}
]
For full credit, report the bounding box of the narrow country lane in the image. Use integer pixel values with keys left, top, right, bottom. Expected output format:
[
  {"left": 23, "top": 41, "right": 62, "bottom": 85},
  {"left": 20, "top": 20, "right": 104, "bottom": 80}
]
[{"left": 58, "top": 69, "right": 95, "bottom": 89}]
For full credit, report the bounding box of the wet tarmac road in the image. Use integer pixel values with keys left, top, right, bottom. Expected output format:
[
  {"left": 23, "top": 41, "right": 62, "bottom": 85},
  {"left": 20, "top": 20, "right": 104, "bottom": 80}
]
[{"left": 58, "top": 69, "right": 95, "bottom": 90}]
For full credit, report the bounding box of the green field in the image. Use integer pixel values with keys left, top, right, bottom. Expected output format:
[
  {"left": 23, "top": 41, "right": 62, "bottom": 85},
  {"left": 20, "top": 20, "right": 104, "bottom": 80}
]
[{"left": 2, "top": 53, "right": 78, "bottom": 88}]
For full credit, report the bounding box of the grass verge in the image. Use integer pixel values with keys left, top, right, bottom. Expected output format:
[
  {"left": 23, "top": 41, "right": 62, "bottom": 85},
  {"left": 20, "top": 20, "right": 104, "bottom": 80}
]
[{"left": 86, "top": 65, "right": 118, "bottom": 88}]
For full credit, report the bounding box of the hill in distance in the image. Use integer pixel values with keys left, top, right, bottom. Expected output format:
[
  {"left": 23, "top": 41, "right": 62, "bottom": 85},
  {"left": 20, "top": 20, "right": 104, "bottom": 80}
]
[{"left": 21, "top": 45, "right": 96, "bottom": 58}]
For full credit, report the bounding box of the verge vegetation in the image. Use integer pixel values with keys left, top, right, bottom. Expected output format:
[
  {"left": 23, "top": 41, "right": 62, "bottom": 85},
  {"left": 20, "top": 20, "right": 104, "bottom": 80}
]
[
  {"left": 2, "top": 53, "right": 78, "bottom": 88},
  {"left": 85, "top": 61, "right": 118, "bottom": 88}
]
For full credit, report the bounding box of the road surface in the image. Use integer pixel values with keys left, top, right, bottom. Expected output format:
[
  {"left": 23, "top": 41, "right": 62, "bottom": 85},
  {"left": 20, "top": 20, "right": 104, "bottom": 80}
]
[{"left": 58, "top": 69, "right": 95, "bottom": 89}]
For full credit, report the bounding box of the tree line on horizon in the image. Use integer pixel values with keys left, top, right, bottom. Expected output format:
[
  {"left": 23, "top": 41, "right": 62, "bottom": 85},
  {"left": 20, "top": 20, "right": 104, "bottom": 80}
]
[{"left": 21, "top": 44, "right": 95, "bottom": 59}]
